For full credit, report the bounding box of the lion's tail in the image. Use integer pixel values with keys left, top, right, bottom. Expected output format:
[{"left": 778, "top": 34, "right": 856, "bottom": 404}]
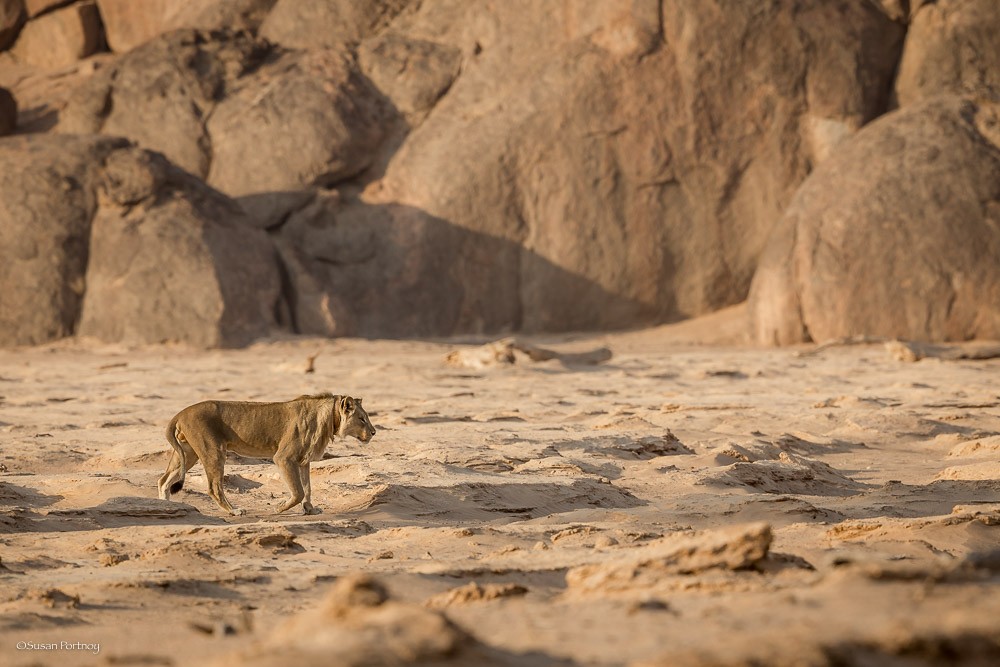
[{"left": 165, "top": 416, "right": 186, "bottom": 494}]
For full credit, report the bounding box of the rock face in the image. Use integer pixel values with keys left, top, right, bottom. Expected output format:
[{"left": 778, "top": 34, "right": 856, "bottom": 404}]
[
  {"left": 0, "top": 135, "right": 281, "bottom": 347},
  {"left": 894, "top": 0, "right": 1000, "bottom": 107},
  {"left": 47, "top": 0, "right": 910, "bottom": 340},
  {"left": 349, "top": 0, "right": 905, "bottom": 335},
  {"left": 78, "top": 147, "right": 282, "bottom": 347},
  {"left": 748, "top": 96, "right": 1000, "bottom": 345},
  {"left": 0, "top": 135, "right": 123, "bottom": 347},
  {"left": 2, "top": 0, "right": 999, "bottom": 346},
  {"left": 272, "top": 199, "right": 527, "bottom": 337}
]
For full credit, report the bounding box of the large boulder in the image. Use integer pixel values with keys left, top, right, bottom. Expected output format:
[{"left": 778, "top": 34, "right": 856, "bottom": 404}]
[
  {"left": 259, "top": 0, "right": 409, "bottom": 50},
  {"left": 10, "top": 0, "right": 102, "bottom": 69},
  {"left": 206, "top": 48, "right": 390, "bottom": 196},
  {"left": 78, "top": 147, "right": 282, "bottom": 347},
  {"left": 894, "top": 0, "right": 1000, "bottom": 107},
  {"left": 0, "top": 135, "right": 124, "bottom": 346},
  {"left": 748, "top": 95, "right": 1000, "bottom": 345}
]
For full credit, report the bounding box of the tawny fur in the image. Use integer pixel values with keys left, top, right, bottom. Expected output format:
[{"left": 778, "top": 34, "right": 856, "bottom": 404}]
[{"left": 157, "top": 393, "right": 375, "bottom": 516}]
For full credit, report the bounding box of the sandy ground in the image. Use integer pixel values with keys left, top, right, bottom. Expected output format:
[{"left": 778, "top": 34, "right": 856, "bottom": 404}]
[{"left": 1, "top": 308, "right": 999, "bottom": 666}]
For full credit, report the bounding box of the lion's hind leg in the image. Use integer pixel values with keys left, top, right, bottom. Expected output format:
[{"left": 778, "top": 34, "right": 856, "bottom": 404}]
[
  {"left": 173, "top": 418, "right": 244, "bottom": 517},
  {"left": 195, "top": 431, "right": 244, "bottom": 517},
  {"left": 158, "top": 450, "right": 182, "bottom": 500},
  {"left": 159, "top": 432, "right": 199, "bottom": 500}
]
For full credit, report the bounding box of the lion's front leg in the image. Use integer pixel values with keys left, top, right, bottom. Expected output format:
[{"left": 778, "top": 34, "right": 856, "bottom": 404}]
[
  {"left": 300, "top": 463, "right": 320, "bottom": 515},
  {"left": 273, "top": 451, "right": 305, "bottom": 514}
]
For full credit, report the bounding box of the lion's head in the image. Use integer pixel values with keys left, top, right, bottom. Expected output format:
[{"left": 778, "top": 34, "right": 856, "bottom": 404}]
[{"left": 335, "top": 395, "right": 376, "bottom": 443}]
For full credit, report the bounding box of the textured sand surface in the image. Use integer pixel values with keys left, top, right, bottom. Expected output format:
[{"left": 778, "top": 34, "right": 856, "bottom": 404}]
[{"left": 2, "top": 310, "right": 999, "bottom": 666}]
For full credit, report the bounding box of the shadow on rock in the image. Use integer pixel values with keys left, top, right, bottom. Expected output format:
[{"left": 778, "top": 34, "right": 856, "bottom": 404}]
[{"left": 251, "top": 194, "right": 662, "bottom": 338}]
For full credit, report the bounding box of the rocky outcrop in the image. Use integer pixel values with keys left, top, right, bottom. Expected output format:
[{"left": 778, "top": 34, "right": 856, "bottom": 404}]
[
  {"left": 4, "top": 0, "right": 999, "bottom": 347},
  {"left": 748, "top": 96, "right": 1000, "bottom": 345},
  {"left": 0, "top": 134, "right": 122, "bottom": 346},
  {"left": 60, "top": 29, "right": 390, "bottom": 194},
  {"left": 894, "top": 0, "right": 1000, "bottom": 107},
  {"left": 78, "top": 147, "right": 282, "bottom": 347},
  {"left": 10, "top": 0, "right": 101, "bottom": 69},
  {"left": 59, "top": 29, "right": 265, "bottom": 178},
  {"left": 34, "top": 1, "right": 912, "bottom": 341},
  {"left": 0, "top": 135, "right": 281, "bottom": 347}
]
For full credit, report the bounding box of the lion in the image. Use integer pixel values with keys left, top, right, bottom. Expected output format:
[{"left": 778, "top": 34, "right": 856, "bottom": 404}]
[{"left": 157, "top": 393, "right": 376, "bottom": 516}]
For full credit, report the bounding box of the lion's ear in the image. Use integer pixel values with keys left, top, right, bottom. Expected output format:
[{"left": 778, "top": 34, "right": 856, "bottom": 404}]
[
  {"left": 357, "top": 397, "right": 363, "bottom": 405},
  {"left": 344, "top": 396, "right": 355, "bottom": 413}
]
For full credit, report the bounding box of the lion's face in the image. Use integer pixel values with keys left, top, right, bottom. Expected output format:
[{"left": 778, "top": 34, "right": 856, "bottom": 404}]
[{"left": 337, "top": 396, "right": 376, "bottom": 443}]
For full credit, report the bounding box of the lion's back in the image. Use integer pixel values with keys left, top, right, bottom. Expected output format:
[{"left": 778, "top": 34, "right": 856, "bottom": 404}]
[{"left": 210, "top": 400, "right": 284, "bottom": 438}]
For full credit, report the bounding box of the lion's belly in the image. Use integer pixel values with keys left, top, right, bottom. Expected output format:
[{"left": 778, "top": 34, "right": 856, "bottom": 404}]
[{"left": 227, "top": 439, "right": 278, "bottom": 459}]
